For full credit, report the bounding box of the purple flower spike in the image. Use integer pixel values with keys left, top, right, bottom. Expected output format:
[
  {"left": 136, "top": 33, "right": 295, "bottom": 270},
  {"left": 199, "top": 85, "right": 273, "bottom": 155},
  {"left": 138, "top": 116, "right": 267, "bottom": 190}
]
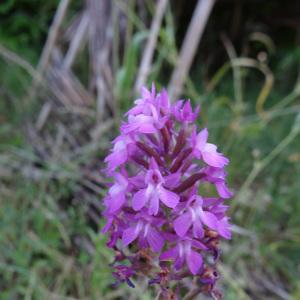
[{"left": 102, "top": 84, "right": 232, "bottom": 299}]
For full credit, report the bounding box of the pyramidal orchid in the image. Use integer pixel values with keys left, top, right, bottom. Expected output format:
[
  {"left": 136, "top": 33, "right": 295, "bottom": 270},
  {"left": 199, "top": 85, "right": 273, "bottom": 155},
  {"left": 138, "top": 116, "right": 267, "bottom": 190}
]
[{"left": 102, "top": 84, "right": 232, "bottom": 299}]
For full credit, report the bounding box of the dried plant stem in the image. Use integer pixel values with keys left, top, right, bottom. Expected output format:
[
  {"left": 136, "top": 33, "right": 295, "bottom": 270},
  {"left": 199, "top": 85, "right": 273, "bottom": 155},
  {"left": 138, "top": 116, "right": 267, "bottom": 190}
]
[
  {"left": 221, "top": 33, "right": 243, "bottom": 111},
  {"left": 0, "top": 44, "right": 38, "bottom": 79},
  {"left": 169, "top": 0, "right": 215, "bottom": 101},
  {"left": 38, "top": 0, "right": 71, "bottom": 73},
  {"left": 28, "top": 0, "right": 71, "bottom": 103},
  {"left": 63, "top": 12, "right": 89, "bottom": 69},
  {"left": 134, "top": 0, "right": 168, "bottom": 93},
  {"left": 88, "top": 0, "right": 111, "bottom": 122}
]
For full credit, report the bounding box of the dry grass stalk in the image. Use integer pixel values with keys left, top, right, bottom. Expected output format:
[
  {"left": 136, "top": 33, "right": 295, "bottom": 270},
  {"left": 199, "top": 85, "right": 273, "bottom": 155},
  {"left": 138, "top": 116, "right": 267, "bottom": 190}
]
[
  {"left": 63, "top": 12, "right": 89, "bottom": 69},
  {"left": 37, "top": 0, "right": 71, "bottom": 73},
  {"left": 87, "top": 0, "right": 112, "bottom": 122},
  {"left": 169, "top": 0, "right": 215, "bottom": 101},
  {"left": 134, "top": 0, "right": 168, "bottom": 93}
]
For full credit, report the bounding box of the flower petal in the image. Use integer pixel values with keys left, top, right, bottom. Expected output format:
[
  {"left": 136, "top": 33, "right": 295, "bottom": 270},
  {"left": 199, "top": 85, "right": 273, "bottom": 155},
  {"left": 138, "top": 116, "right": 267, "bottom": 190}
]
[
  {"left": 215, "top": 182, "right": 233, "bottom": 199},
  {"left": 138, "top": 123, "right": 157, "bottom": 133},
  {"left": 202, "top": 143, "right": 229, "bottom": 168},
  {"left": 196, "top": 128, "right": 208, "bottom": 151},
  {"left": 160, "top": 246, "right": 178, "bottom": 261},
  {"left": 174, "top": 212, "right": 192, "bottom": 237},
  {"left": 122, "top": 226, "right": 139, "bottom": 246},
  {"left": 148, "top": 192, "right": 160, "bottom": 215},
  {"left": 192, "top": 219, "right": 204, "bottom": 238},
  {"left": 105, "top": 149, "right": 127, "bottom": 170},
  {"left": 187, "top": 250, "right": 203, "bottom": 275},
  {"left": 109, "top": 193, "right": 126, "bottom": 213},
  {"left": 174, "top": 255, "right": 185, "bottom": 270},
  {"left": 164, "top": 173, "right": 181, "bottom": 188},
  {"left": 191, "top": 240, "right": 208, "bottom": 250},
  {"left": 200, "top": 211, "right": 218, "bottom": 230},
  {"left": 158, "top": 186, "right": 179, "bottom": 208},
  {"left": 217, "top": 218, "right": 232, "bottom": 239},
  {"left": 146, "top": 227, "right": 164, "bottom": 252},
  {"left": 132, "top": 189, "right": 148, "bottom": 211}
]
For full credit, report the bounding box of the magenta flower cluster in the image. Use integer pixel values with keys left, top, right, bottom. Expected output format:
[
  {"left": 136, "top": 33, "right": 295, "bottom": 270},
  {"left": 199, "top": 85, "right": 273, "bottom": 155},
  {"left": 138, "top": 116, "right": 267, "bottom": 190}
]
[{"left": 102, "top": 85, "right": 232, "bottom": 298}]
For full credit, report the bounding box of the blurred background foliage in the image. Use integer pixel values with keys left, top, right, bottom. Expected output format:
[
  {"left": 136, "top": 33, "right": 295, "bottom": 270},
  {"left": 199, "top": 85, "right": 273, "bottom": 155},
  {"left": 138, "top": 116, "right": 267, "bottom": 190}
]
[
  {"left": 0, "top": 0, "right": 300, "bottom": 299},
  {"left": 0, "top": 0, "right": 60, "bottom": 62}
]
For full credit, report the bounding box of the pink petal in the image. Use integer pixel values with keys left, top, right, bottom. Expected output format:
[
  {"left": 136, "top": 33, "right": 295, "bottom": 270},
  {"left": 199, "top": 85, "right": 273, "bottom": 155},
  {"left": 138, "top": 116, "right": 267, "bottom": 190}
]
[
  {"left": 122, "top": 226, "right": 139, "bottom": 246},
  {"left": 126, "top": 105, "right": 143, "bottom": 116},
  {"left": 158, "top": 186, "right": 179, "bottom": 209},
  {"left": 146, "top": 227, "right": 164, "bottom": 252},
  {"left": 148, "top": 192, "right": 160, "bottom": 215},
  {"left": 216, "top": 182, "right": 233, "bottom": 199},
  {"left": 202, "top": 143, "right": 229, "bottom": 168},
  {"left": 196, "top": 128, "right": 208, "bottom": 151},
  {"left": 164, "top": 173, "right": 181, "bottom": 188},
  {"left": 115, "top": 173, "right": 128, "bottom": 187},
  {"left": 109, "top": 193, "right": 126, "bottom": 213},
  {"left": 191, "top": 240, "right": 208, "bottom": 250},
  {"left": 159, "top": 89, "right": 169, "bottom": 110},
  {"left": 138, "top": 123, "right": 157, "bottom": 133},
  {"left": 174, "top": 212, "right": 192, "bottom": 237},
  {"left": 104, "top": 149, "right": 127, "bottom": 170},
  {"left": 192, "top": 219, "right": 204, "bottom": 238},
  {"left": 121, "top": 123, "right": 139, "bottom": 134},
  {"left": 200, "top": 211, "right": 218, "bottom": 230},
  {"left": 149, "top": 157, "right": 159, "bottom": 171},
  {"left": 218, "top": 218, "right": 232, "bottom": 239},
  {"left": 141, "top": 86, "right": 151, "bottom": 99},
  {"left": 132, "top": 189, "right": 148, "bottom": 211},
  {"left": 187, "top": 250, "right": 203, "bottom": 275},
  {"left": 160, "top": 246, "right": 178, "bottom": 261},
  {"left": 174, "top": 255, "right": 185, "bottom": 270}
]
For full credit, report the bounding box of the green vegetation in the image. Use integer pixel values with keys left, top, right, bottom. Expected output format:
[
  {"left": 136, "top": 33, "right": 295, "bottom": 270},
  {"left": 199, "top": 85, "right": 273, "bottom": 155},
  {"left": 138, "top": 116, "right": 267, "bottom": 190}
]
[{"left": 0, "top": 1, "right": 299, "bottom": 299}]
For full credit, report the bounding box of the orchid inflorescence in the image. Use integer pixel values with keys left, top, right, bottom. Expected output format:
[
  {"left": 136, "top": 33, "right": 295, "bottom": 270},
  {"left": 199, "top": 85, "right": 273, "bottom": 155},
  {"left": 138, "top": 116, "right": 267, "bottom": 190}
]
[{"left": 102, "top": 84, "right": 232, "bottom": 299}]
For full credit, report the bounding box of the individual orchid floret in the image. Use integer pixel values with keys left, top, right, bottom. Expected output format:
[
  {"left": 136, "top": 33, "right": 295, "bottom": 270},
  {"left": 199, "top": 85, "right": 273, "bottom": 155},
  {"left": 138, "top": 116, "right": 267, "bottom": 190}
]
[
  {"left": 122, "top": 212, "right": 165, "bottom": 252},
  {"left": 104, "top": 134, "right": 135, "bottom": 172},
  {"left": 102, "top": 84, "right": 232, "bottom": 299},
  {"left": 126, "top": 85, "right": 156, "bottom": 116},
  {"left": 105, "top": 172, "right": 128, "bottom": 213},
  {"left": 132, "top": 158, "right": 179, "bottom": 215},
  {"left": 202, "top": 167, "right": 233, "bottom": 199},
  {"left": 174, "top": 195, "right": 230, "bottom": 240},
  {"left": 192, "top": 128, "right": 229, "bottom": 168},
  {"left": 173, "top": 99, "right": 200, "bottom": 123},
  {"left": 160, "top": 238, "right": 207, "bottom": 275}
]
